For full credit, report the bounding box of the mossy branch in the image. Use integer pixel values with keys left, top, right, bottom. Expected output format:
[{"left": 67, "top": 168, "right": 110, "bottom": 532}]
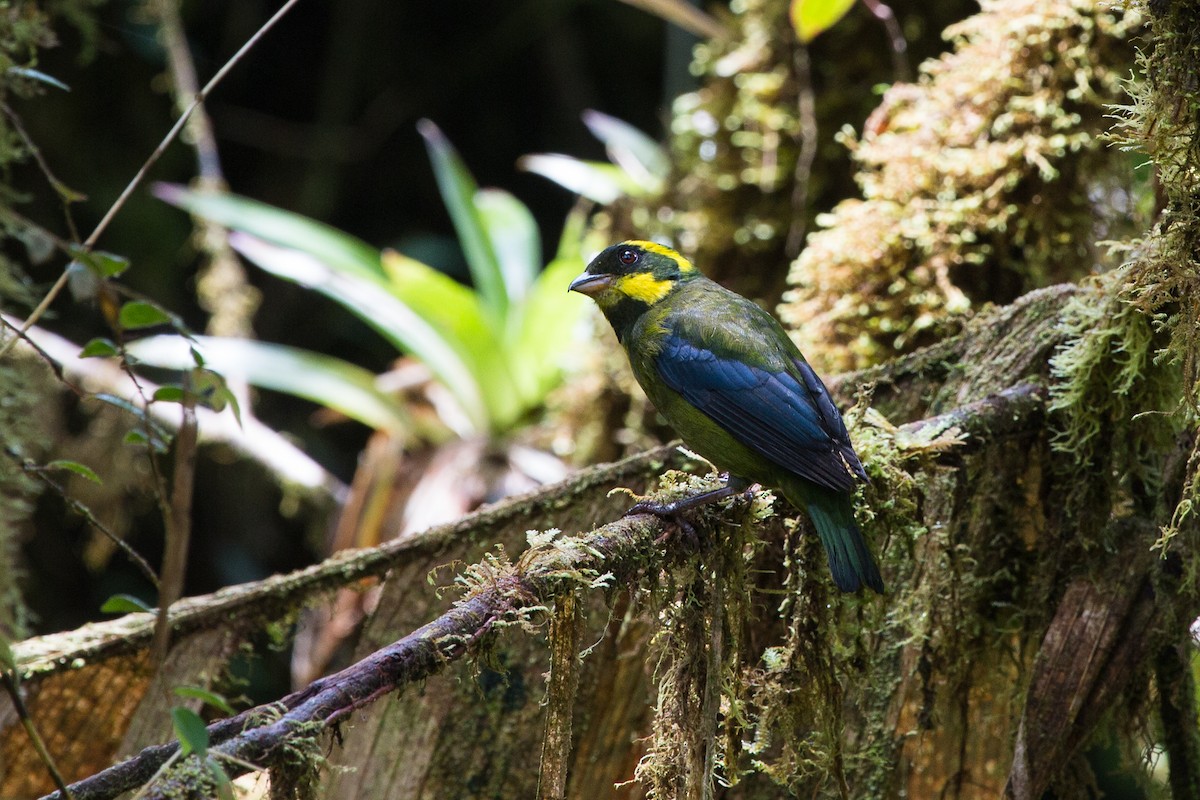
[{"left": 37, "top": 382, "right": 1056, "bottom": 800}]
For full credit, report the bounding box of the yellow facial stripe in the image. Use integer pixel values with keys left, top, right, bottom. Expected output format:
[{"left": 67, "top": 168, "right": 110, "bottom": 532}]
[
  {"left": 615, "top": 271, "right": 675, "bottom": 304},
  {"left": 622, "top": 240, "right": 697, "bottom": 273}
]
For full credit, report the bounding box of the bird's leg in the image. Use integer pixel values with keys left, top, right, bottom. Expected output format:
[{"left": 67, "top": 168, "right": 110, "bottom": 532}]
[{"left": 628, "top": 474, "right": 753, "bottom": 544}]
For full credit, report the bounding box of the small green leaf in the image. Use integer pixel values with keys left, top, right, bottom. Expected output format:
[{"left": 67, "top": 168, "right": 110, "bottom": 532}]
[
  {"left": 123, "top": 428, "right": 169, "bottom": 453},
  {"left": 101, "top": 594, "right": 153, "bottom": 614},
  {"left": 174, "top": 686, "right": 234, "bottom": 715},
  {"left": 191, "top": 371, "right": 243, "bottom": 425},
  {"left": 171, "top": 707, "right": 209, "bottom": 759},
  {"left": 152, "top": 386, "right": 187, "bottom": 403},
  {"left": 790, "top": 0, "right": 857, "bottom": 42},
  {"left": 93, "top": 251, "right": 131, "bottom": 278},
  {"left": 210, "top": 760, "right": 234, "bottom": 800},
  {"left": 69, "top": 248, "right": 131, "bottom": 278},
  {"left": 80, "top": 337, "right": 120, "bottom": 358},
  {"left": 45, "top": 459, "right": 103, "bottom": 484},
  {"left": 118, "top": 301, "right": 172, "bottom": 330}
]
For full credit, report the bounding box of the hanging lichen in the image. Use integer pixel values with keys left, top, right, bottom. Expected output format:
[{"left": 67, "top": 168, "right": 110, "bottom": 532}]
[{"left": 780, "top": 0, "right": 1143, "bottom": 373}]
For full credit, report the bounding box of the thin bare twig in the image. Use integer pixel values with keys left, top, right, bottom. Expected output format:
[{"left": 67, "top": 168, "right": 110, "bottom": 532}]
[
  {"left": 787, "top": 44, "right": 819, "bottom": 257},
  {"left": 0, "top": 0, "right": 305, "bottom": 359},
  {"left": 0, "top": 103, "right": 84, "bottom": 243},
  {"left": 2, "top": 672, "right": 75, "bottom": 799},
  {"left": 617, "top": 0, "right": 730, "bottom": 41},
  {"left": 150, "top": 0, "right": 259, "bottom": 339},
  {"left": 12, "top": 452, "right": 160, "bottom": 589},
  {"left": 861, "top": 0, "right": 910, "bottom": 83},
  {"left": 151, "top": 380, "right": 199, "bottom": 663}
]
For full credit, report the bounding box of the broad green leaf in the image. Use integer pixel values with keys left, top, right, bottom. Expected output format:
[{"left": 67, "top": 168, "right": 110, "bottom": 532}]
[
  {"left": 518, "top": 154, "right": 631, "bottom": 204},
  {"left": 128, "top": 335, "right": 414, "bottom": 434},
  {"left": 229, "top": 232, "right": 490, "bottom": 433},
  {"left": 582, "top": 110, "right": 669, "bottom": 190},
  {"left": 80, "top": 337, "right": 119, "bottom": 358},
  {"left": 101, "top": 594, "right": 153, "bottom": 614},
  {"left": 474, "top": 189, "right": 540, "bottom": 304},
  {"left": 509, "top": 255, "right": 588, "bottom": 405},
  {"left": 118, "top": 301, "right": 172, "bottom": 330},
  {"left": 154, "top": 184, "right": 384, "bottom": 281},
  {"left": 418, "top": 120, "right": 507, "bottom": 319},
  {"left": 790, "top": 0, "right": 856, "bottom": 42},
  {"left": 46, "top": 459, "right": 102, "bottom": 484},
  {"left": 379, "top": 250, "right": 522, "bottom": 429},
  {"left": 174, "top": 686, "right": 234, "bottom": 715},
  {"left": 507, "top": 210, "right": 591, "bottom": 405},
  {"left": 172, "top": 707, "right": 209, "bottom": 758}
]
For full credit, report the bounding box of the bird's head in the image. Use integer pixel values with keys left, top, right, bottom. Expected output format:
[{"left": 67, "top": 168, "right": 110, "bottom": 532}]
[{"left": 569, "top": 240, "right": 697, "bottom": 314}]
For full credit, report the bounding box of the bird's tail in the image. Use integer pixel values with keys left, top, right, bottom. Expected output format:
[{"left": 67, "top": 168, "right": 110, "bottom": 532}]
[{"left": 788, "top": 482, "right": 884, "bottom": 594}]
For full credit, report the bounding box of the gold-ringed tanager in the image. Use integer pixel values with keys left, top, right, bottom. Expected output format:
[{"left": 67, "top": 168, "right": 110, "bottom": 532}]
[{"left": 569, "top": 240, "right": 884, "bottom": 593}]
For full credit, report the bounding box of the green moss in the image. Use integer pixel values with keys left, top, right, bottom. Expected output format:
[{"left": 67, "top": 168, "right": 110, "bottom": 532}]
[{"left": 780, "top": 0, "right": 1142, "bottom": 373}]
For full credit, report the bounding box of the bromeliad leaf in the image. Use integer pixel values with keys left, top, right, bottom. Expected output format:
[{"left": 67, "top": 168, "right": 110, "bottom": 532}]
[
  {"left": 518, "top": 154, "right": 629, "bottom": 204},
  {"left": 508, "top": 207, "right": 591, "bottom": 405},
  {"left": 153, "top": 184, "right": 383, "bottom": 281},
  {"left": 418, "top": 119, "right": 508, "bottom": 319},
  {"left": 229, "top": 232, "right": 490, "bottom": 433},
  {"left": 474, "top": 188, "right": 540, "bottom": 305},
  {"left": 128, "top": 335, "right": 415, "bottom": 435},
  {"left": 582, "top": 110, "right": 669, "bottom": 191},
  {"left": 380, "top": 250, "right": 522, "bottom": 429}
]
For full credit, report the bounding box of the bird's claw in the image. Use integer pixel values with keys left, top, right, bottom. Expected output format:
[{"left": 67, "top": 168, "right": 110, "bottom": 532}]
[{"left": 626, "top": 500, "right": 701, "bottom": 548}]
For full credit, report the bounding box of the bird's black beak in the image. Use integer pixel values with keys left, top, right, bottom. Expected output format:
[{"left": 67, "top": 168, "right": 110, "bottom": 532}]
[{"left": 568, "top": 272, "right": 614, "bottom": 296}]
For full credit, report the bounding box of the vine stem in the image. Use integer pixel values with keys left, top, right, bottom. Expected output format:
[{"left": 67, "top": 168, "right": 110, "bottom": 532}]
[{"left": 0, "top": 0, "right": 306, "bottom": 359}]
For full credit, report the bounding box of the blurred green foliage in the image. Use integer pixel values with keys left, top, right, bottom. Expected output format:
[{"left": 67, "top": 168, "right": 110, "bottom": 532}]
[{"left": 135, "top": 124, "right": 589, "bottom": 439}]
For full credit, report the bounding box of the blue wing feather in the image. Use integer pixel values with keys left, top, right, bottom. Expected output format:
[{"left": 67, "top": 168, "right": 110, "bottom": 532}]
[{"left": 655, "top": 334, "right": 864, "bottom": 493}]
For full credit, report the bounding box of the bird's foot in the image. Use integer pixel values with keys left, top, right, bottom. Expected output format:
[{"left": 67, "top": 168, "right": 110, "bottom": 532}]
[
  {"left": 627, "top": 497, "right": 701, "bottom": 547},
  {"left": 626, "top": 476, "right": 752, "bottom": 547}
]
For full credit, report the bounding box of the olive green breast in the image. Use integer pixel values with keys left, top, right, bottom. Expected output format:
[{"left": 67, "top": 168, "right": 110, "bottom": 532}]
[{"left": 620, "top": 279, "right": 793, "bottom": 486}]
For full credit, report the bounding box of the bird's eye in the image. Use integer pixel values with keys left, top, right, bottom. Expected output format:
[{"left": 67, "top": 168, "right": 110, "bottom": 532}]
[{"left": 617, "top": 248, "right": 639, "bottom": 267}]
